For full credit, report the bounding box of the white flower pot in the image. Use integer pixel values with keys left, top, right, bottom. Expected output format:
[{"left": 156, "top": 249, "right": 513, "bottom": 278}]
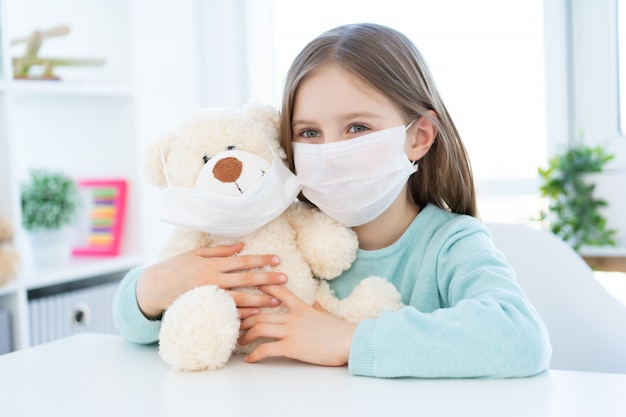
[
  {"left": 586, "top": 169, "right": 626, "bottom": 247},
  {"left": 27, "top": 227, "right": 73, "bottom": 267}
]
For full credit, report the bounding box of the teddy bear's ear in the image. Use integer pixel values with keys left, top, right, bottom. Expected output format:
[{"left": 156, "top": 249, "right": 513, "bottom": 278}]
[
  {"left": 144, "top": 132, "right": 176, "bottom": 188},
  {"left": 243, "top": 99, "right": 280, "bottom": 133},
  {"left": 243, "top": 99, "right": 287, "bottom": 160}
]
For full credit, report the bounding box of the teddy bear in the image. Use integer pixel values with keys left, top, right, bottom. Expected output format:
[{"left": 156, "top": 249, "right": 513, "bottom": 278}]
[
  {"left": 0, "top": 217, "right": 20, "bottom": 287},
  {"left": 146, "top": 100, "right": 403, "bottom": 371}
]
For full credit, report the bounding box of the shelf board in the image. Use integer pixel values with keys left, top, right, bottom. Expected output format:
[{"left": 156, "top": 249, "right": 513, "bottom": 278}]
[
  {"left": 580, "top": 246, "right": 626, "bottom": 273},
  {"left": 579, "top": 246, "right": 626, "bottom": 257},
  {"left": 6, "top": 80, "right": 133, "bottom": 97},
  {"left": 21, "top": 254, "right": 143, "bottom": 291},
  {"left": 0, "top": 280, "right": 20, "bottom": 297}
]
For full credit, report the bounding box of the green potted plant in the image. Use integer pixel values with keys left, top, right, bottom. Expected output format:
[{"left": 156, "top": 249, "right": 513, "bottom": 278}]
[
  {"left": 536, "top": 143, "right": 617, "bottom": 251},
  {"left": 21, "top": 169, "right": 81, "bottom": 266}
]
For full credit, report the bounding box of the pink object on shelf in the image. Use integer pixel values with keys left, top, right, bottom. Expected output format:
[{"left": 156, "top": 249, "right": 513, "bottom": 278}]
[{"left": 72, "top": 179, "right": 127, "bottom": 257}]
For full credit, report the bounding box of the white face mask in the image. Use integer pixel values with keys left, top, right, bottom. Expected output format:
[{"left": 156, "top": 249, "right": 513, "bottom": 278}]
[
  {"left": 293, "top": 123, "right": 416, "bottom": 227},
  {"left": 160, "top": 144, "right": 301, "bottom": 238}
]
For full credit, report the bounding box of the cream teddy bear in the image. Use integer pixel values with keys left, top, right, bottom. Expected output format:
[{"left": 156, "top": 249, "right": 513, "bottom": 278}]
[
  {"left": 146, "top": 100, "right": 403, "bottom": 371},
  {"left": 0, "top": 217, "right": 20, "bottom": 287}
]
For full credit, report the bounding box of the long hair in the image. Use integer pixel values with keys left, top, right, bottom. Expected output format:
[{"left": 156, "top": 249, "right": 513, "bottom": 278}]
[{"left": 280, "top": 23, "right": 477, "bottom": 217}]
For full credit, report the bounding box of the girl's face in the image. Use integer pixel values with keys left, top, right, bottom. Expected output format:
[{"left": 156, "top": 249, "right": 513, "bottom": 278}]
[{"left": 291, "top": 64, "right": 406, "bottom": 145}]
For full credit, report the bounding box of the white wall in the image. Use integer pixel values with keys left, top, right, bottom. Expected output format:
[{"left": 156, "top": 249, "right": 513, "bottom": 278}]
[{"left": 130, "top": 0, "right": 202, "bottom": 262}]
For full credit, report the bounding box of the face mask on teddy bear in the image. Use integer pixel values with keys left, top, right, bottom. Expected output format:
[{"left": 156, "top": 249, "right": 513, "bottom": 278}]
[{"left": 160, "top": 141, "right": 301, "bottom": 238}]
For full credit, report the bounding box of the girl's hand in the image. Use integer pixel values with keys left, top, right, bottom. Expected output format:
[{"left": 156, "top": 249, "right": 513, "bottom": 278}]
[
  {"left": 239, "top": 285, "right": 357, "bottom": 367},
  {"left": 136, "top": 242, "right": 286, "bottom": 320}
]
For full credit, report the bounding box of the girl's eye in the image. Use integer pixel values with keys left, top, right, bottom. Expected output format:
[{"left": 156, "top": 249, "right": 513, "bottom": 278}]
[
  {"left": 348, "top": 124, "right": 369, "bottom": 134},
  {"left": 301, "top": 129, "right": 321, "bottom": 139}
]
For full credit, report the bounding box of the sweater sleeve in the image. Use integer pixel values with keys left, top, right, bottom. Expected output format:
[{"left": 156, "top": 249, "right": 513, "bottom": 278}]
[
  {"left": 112, "top": 266, "right": 162, "bottom": 344},
  {"left": 348, "top": 223, "right": 552, "bottom": 378}
]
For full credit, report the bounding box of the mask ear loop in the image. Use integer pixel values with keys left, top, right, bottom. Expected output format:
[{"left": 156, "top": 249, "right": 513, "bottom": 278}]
[
  {"left": 265, "top": 139, "right": 290, "bottom": 169},
  {"left": 159, "top": 143, "right": 172, "bottom": 187},
  {"left": 405, "top": 119, "right": 420, "bottom": 168},
  {"left": 265, "top": 139, "right": 278, "bottom": 160}
]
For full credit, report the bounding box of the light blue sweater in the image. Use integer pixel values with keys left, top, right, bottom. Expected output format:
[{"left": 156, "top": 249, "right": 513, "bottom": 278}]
[{"left": 113, "top": 204, "right": 551, "bottom": 378}]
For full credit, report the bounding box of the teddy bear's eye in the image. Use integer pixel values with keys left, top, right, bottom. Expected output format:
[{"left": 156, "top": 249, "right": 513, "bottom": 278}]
[
  {"left": 202, "top": 155, "right": 210, "bottom": 164},
  {"left": 227, "top": 145, "right": 236, "bottom": 151}
]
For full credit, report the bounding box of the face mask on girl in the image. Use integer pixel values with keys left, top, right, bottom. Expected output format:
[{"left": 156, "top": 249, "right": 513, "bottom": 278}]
[{"left": 293, "top": 122, "right": 416, "bottom": 227}]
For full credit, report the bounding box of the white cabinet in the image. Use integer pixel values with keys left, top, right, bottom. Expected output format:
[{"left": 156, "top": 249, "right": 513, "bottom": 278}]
[{"left": 0, "top": 0, "right": 205, "bottom": 352}]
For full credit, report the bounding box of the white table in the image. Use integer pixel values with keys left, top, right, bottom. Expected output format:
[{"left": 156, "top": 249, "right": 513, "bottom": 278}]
[{"left": 1, "top": 333, "right": 625, "bottom": 417}]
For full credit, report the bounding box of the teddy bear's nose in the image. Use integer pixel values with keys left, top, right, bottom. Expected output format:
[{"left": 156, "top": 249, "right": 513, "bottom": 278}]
[{"left": 213, "top": 157, "right": 243, "bottom": 183}]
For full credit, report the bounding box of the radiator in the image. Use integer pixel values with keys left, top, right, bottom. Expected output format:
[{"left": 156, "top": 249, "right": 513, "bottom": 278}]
[{"left": 28, "top": 273, "right": 123, "bottom": 346}]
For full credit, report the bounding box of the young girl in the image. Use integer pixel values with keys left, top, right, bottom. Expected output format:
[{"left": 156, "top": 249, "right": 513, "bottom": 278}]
[{"left": 114, "top": 23, "right": 551, "bottom": 378}]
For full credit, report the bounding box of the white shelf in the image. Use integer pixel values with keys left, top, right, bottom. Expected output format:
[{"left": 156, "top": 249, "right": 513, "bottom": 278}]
[
  {"left": 6, "top": 80, "right": 133, "bottom": 97},
  {"left": 0, "top": 281, "right": 19, "bottom": 297},
  {"left": 579, "top": 246, "right": 626, "bottom": 258},
  {"left": 0, "top": 255, "right": 141, "bottom": 297},
  {"left": 22, "top": 255, "right": 142, "bottom": 291}
]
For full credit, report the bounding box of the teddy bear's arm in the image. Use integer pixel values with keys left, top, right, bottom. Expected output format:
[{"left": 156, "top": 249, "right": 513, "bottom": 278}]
[
  {"left": 316, "top": 276, "right": 404, "bottom": 323},
  {"left": 286, "top": 202, "right": 358, "bottom": 280}
]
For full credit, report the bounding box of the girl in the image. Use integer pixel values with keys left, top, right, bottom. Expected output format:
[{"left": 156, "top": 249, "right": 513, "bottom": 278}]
[
  {"left": 113, "top": 23, "right": 551, "bottom": 378},
  {"left": 237, "top": 23, "right": 551, "bottom": 378}
]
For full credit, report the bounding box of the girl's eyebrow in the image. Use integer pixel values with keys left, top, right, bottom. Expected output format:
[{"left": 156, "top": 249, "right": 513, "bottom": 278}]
[
  {"left": 340, "top": 112, "right": 382, "bottom": 121},
  {"left": 292, "top": 112, "right": 382, "bottom": 128},
  {"left": 291, "top": 119, "right": 314, "bottom": 129}
]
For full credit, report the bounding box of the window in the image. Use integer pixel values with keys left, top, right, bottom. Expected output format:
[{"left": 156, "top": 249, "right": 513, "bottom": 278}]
[
  {"left": 619, "top": 0, "right": 626, "bottom": 134},
  {"left": 568, "top": 0, "right": 624, "bottom": 160},
  {"left": 267, "top": 0, "right": 547, "bottom": 222}
]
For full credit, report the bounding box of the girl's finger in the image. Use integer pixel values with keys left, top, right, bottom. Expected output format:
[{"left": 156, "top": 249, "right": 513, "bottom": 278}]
[
  {"left": 312, "top": 301, "right": 327, "bottom": 312},
  {"left": 237, "top": 307, "right": 260, "bottom": 320},
  {"left": 240, "top": 311, "right": 287, "bottom": 330},
  {"left": 220, "top": 253, "right": 282, "bottom": 273},
  {"left": 193, "top": 242, "right": 243, "bottom": 258},
  {"left": 228, "top": 291, "right": 281, "bottom": 308},
  {"left": 244, "top": 341, "right": 284, "bottom": 363},
  {"left": 257, "top": 285, "right": 301, "bottom": 310},
  {"left": 226, "top": 271, "right": 287, "bottom": 288},
  {"left": 239, "top": 322, "right": 285, "bottom": 346}
]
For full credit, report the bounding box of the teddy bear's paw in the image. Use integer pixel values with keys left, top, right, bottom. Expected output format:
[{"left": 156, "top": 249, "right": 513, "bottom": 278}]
[
  {"left": 159, "top": 285, "right": 240, "bottom": 371},
  {"left": 314, "top": 280, "right": 341, "bottom": 316},
  {"left": 335, "top": 276, "right": 404, "bottom": 323},
  {"left": 291, "top": 206, "right": 358, "bottom": 279}
]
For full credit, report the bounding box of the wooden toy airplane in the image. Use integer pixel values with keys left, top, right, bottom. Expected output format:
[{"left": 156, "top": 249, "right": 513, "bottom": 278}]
[{"left": 11, "top": 25, "right": 105, "bottom": 80}]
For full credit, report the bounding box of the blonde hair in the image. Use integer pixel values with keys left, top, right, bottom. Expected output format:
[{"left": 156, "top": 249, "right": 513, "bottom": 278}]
[{"left": 280, "top": 23, "right": 477, "bottom": 217}]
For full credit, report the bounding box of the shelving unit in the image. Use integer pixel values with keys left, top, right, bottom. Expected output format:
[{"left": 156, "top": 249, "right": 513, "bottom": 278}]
[
  {"left": 0, "top": 0, "right": 239, "bottom": 353},
  {"left": 0, "top": 0, "right": 144, "bottom": 352}
]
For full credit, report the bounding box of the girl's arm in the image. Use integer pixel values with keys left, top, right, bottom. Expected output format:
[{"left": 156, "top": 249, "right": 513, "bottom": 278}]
[
  {"left": 348, "top": 230, "right": 551, "bottom": 378},
  {"left": 113, "top": 243, "right": 289, "bottom": 344},
  {"left": 113, "top": 266, "right": 162, "bottom": 344}
]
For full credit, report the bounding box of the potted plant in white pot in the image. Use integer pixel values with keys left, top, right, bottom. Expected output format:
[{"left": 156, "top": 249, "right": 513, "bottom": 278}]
[
  {"left": 536, "top": 143, "right": 617, "bottom": 251},
  {"left": 21, "top": 169, "right": 81, "bottom": 267}
]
